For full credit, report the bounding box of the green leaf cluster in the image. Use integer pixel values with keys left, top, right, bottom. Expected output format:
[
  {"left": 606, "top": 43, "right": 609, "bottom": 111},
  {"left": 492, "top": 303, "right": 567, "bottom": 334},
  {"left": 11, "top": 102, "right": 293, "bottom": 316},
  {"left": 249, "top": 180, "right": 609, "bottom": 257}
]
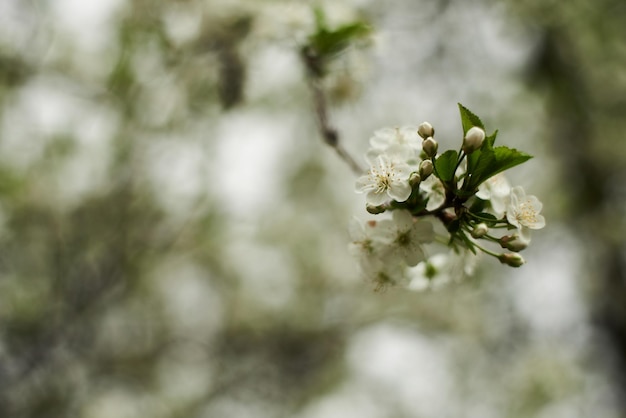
[
  {"left": 434, "top": 104, "right": 533, "bottom": 197},
  {"left": 302, "top": 8, "right": 371, "bottom": 77}
]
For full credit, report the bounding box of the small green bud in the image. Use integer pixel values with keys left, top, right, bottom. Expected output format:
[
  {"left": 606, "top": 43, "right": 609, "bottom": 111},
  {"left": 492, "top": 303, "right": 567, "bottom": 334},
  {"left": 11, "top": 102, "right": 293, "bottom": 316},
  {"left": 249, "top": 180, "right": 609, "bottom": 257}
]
[
  {"left": 462, "top": 126, "right": 485, "bottom": 154},
  {"left": 471, "top": 223, "right": 489, "bottom": 238},
  {"left": 499, "top": 234, "right": 529, "bottom": 252},
  {"left": 409, "top": 172, "right": 421, "bottom": 187},
  {"left": 418, "top": 159, "right": 434, "bottom": 180},
  {"left": 418, "top": 121, "right": 434, "bottom": 139},
  {"left": 422, "top": 137, "right": 438, "bottom": 157},
  {"left": 498, "top": 252, "right": 525, "bottom": 267}
]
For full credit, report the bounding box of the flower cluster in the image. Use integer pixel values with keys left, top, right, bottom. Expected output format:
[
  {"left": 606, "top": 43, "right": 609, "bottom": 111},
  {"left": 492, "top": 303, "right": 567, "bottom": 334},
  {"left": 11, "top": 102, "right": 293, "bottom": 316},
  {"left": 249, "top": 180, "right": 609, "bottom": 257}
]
[{"left": 350, "top": 104, "right": 545, "bottom": 291}]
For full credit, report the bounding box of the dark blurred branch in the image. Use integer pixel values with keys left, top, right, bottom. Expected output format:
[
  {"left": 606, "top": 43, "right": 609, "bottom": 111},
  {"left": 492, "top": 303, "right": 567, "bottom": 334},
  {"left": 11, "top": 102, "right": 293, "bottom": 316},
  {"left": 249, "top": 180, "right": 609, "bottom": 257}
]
[{"left": 300, "top": 47, "right": 365, "bottom": 176}]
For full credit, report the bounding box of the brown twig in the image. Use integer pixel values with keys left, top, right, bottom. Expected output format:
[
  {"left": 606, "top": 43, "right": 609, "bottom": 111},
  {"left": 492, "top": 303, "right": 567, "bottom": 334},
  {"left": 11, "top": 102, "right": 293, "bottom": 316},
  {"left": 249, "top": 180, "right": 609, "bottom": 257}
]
[{"left": 301, "top": 48, "right": 364, "bottom": 175}]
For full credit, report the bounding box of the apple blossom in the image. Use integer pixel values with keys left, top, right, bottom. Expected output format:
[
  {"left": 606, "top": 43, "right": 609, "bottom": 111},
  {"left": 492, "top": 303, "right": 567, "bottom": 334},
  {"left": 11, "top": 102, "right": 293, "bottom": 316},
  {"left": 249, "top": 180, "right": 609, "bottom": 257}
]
[
  {"left": 369, "top": 126, "right": 422, "bottom": 161},
  {"left": 506, "top": 186, "right": 545, "bottom": 239},
  {"left": 377, "top": 210, "right": 434, "bottom": 266},
  {"left": 476, "top": 173, "right": 511, "bottom": 217},
  {"left": 419, "top": 175, "right": 446, "bottom": 211},
  {"left": 355, "top": 149, "right": 413, "bottom": 206}
]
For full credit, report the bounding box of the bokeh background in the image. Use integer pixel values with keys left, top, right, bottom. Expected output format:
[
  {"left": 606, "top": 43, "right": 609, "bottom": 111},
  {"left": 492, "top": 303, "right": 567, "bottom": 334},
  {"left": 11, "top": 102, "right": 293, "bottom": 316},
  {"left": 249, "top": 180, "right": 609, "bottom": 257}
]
[{"left": 1, "top": 0, "right": 625, "bottom": 417}]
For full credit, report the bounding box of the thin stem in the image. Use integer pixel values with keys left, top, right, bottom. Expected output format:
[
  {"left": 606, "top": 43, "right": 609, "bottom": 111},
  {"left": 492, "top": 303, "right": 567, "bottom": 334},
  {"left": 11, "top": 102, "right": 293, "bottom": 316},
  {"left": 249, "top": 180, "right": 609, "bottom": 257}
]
[
  {"left": 472, "top": 240, "right": 501, "bottom": 258},
  {"left": 454, "top": 149, "right": 466, "bottom": 175},
  {"left": 480, "top": 234, "right": 501, "bottom": 244}
]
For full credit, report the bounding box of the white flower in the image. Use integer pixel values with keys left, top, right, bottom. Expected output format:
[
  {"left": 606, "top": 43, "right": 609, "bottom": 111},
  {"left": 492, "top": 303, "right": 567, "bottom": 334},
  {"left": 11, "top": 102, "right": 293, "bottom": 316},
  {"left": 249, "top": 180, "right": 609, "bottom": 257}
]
[
  {"left": 365, "top": 260, "right": 407, "bottom": 292},
  {"left": 378, "top": 210, "right": 434, "bottom": 266},
  {"left": 408, "top": 250, "right": 479, "bottom": 291},
  {"left": 408, "top": 253, "right": 451, "bottom": 291},
  {"left": 476, "top": 173, "right": 511, "bottom": 217},
  {"left": 348, "top": 218, "right": 407, "bottom": 290},
  {"left": 419, "top": 175, "right": 446, "bottom": 211},
  {"left": 348, "top": 217, "right": 386, "bottom": 264},
  {"left": 356, "top": 148, "right": 413, "bottom": 205},
  {"left": 505, "top": 186, "right": 545, "bottom": 240},
  {"left": 369, "top": 126, "right": 422, "bottom": 154}
]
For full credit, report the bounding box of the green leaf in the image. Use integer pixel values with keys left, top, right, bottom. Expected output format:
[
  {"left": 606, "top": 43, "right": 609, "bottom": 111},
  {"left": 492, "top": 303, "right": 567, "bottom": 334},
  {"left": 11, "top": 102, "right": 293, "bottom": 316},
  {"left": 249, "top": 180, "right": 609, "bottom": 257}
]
[
  {"left": 485, "top": 129, "right": 498, "bottom": 147},
  {"left": 468, "top": 197, "right": 487, "bottom": 213},
  {"left": 459, "top": 232, "right": 478, "bottom": 254},
  {"left": 308, "top": 10, "right": 371, "bottom": 59},
  {"left": 491, "top": 146, "right": 532, "bottom": 175},
  {"left": 464, "top": 145, "right": 532, "bottom": 192},
  {"left": 313, "top": 7, "right": 328, "bottom": 31},
  {"left": 433, "top": 150, "right": 458, "bottom": 184},
  {"left": 473, "top": 212, "right": 499, "bottom": 226},
  {"left": 458, "top": 103, "right": 485, "bottom": 135}
]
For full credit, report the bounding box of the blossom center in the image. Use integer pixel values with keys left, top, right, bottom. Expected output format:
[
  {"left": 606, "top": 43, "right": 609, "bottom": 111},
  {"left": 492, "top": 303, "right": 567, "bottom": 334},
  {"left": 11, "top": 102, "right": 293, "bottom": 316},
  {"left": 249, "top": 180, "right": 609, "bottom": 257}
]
[
  {"left": 515, "top": 200, "right": 538, "bottom": 225},
  {"left": 370, "top": 158, "right": 398, "bottom": 193},
  {"left": 396, "top": 231, "right": 411, "bottom": 247}
]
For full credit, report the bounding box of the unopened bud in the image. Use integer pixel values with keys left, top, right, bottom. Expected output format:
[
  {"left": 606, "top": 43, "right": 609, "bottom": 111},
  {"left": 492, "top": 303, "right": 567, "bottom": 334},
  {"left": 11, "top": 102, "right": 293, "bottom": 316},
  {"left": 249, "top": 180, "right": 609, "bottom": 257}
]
[
  {"left": 422, "top": 137, "right": 438, "bottom": 157},
  {"left": 499, "top": 234, "right": 529, "bottom": 252},
  {"left": 418, "top": 159, "right": 434, "bottom": 180},
  {"left": 366, "top": 203, "right": 387, "bottom": 214},
  {"left": 471, "top": 223, "right": 489, "bottom": 238},
  {"left": 418, "top": 121, "right": 434, "bottom": 139},
  {"left": 462, "top": 126, "right": 485, "bottom": 154},
  {"left": 409, "top": 172, "right": 421, "bottom": 187},
  {"left": 498, "top": 252, "right": 525, "bottom": 267}
]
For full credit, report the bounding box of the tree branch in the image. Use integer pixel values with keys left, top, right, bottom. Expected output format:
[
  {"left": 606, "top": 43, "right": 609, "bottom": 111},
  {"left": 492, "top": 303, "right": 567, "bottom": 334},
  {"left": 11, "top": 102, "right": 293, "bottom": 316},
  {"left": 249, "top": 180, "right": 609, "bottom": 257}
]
[{"left": 301, "top": 48, "right": 364, "bottom": 175}]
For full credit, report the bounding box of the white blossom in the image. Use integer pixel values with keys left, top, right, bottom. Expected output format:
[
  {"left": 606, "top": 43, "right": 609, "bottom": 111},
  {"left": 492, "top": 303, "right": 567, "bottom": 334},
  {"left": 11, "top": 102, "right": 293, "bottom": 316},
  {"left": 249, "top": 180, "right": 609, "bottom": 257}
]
[
  {"left": 348, "top": 217, "right": 406, "bottom": 290},
  {"left": 348, "top": 217, "right": 387, "bottom": 265},
  {"left": 419, "top": 175, "right": 446, "bottom": 211},
  {"left": 369, "top": 126, "right": 422, "bottom": 154},
  {"left": 377, "top": 210, "right": 434, "bottom": 266},
  {"left": 505, "top": 186, "right": 545, "bottom": 240},
  {"left": 408, "top": 253, "right": 451, "bottom": 291},
  {"left": 356, "top": 148, "right": 413, "bottom": 205},
  {"left": 476, "top": 173, "right": 511, "bottom": 217},
  {"left": 364, "top": 259, "right": 407, "bottom": 291},
  {"left": 408, "top": 250, "right": 479, "bottom": 291}
]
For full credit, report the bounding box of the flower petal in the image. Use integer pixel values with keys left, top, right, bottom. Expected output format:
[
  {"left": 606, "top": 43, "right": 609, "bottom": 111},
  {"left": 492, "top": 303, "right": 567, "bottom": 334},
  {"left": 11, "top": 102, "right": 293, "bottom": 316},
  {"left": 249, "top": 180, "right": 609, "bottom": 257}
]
[{"left": 388, "top": 181, "right": 412, "bottom": 202}]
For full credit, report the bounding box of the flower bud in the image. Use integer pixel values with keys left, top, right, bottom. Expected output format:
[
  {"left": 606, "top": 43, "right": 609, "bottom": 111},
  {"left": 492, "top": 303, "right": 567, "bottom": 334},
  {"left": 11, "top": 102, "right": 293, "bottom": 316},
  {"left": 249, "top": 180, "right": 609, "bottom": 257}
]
[
  {"left": 499, "top": 234, "right": 529, "bottom": 252},
  {"left": 471, "top": 223, "right": 489, "bottom": 238},
  {"left": 409, "top": 172, "right": 421, "bottom": 187},
  {"left": 419, "top": 159, "right": 434, "bottom": 180},
  {"left": 498, "top": 252, "right": 525, "bottom": 267},
  {"left": 366, "top": 203, "right": 387, "bottom": 214},
  {"left": 417, "top": 122, "right": 434, "bottom": 139},
  {"left": 422, "top": 137, "right": 438, "bottom": 157},
  {"left": 462, "top": 126, "right": 485, "bottom": 154}
]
